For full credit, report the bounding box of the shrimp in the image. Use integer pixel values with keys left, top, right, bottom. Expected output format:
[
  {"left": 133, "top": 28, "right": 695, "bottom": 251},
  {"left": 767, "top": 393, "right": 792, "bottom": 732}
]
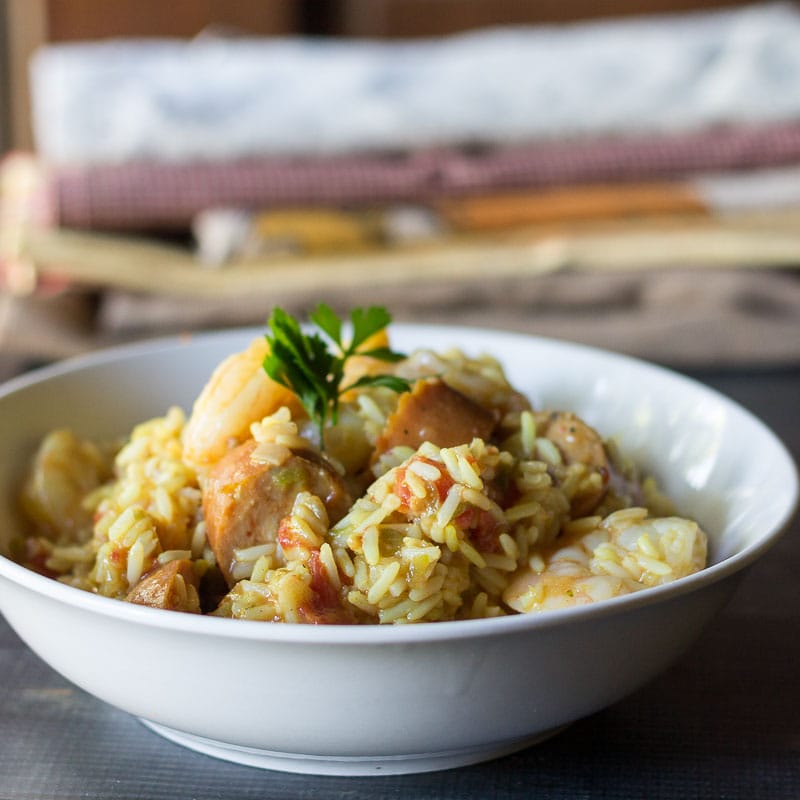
[
  {"left": 21, "top": 429, "right": 111, "bottom": 541},
  {"left": 503, "top": 508, "right": 707, "bottom": 613},
  {"left": 182, "top": 336, "right": 304, "bottom": 470}
]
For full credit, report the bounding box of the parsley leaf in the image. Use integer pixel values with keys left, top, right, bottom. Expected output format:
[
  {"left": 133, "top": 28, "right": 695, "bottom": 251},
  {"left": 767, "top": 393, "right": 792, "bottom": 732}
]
[
  {"left": 263, "top": 305, "right": 411, "bottom": 445},
  {"left": 349, "top": 306, "right": 392, "bottom": 352},
  {"left": 309, "top": 303, "right": 342, "bottom": 348}
]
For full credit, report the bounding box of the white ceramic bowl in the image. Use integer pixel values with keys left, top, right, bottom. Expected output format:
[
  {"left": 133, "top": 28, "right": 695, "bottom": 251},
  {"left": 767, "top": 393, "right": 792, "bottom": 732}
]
[{"left": 0, "top": 326, "right": 796, "bottom": 776}]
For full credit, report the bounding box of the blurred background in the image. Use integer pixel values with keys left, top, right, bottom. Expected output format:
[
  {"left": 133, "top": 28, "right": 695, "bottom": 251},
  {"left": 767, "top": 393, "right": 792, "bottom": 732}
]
[{"left": 1, "top": 0, "right": 799, "bottom": 380}]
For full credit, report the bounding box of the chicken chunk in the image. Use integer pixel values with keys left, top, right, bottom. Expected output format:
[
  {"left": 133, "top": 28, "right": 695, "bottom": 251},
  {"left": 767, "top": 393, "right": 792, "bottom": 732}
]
[
  {"left": 537, "top": 411, "right": 610, "bottom": 516},
  {"left": 203, "top": 441, "right": 351, "bottom": 585}
]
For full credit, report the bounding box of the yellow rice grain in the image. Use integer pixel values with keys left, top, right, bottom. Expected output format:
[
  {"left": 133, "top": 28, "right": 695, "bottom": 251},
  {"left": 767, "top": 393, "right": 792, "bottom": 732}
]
[
  {"left": 535, "top": 437, "right": 562, "bottom": 466},
  {"left": 481, "top": 553, "right": 518, "bottom": 572},
  {"left": 358, "top": 496, "right": 400, "bottom": 532},
  {"left": 354, "top": 557, "right": 369, "bottom": 588},
  {"left": 362, "top": 526, "right": 381, "bottom": 566},
  {"left": 292, "top": 516, "right": 325, "bottom": 549},
  {"left": 408, "top": 459, "right": 442, "bottom": 482},
  {"left": 356, "top": 393, "right": 385, "bottom": 425},
  {"left": 405, "top": 593, "right": 443, "bottom": 622},
  {"left": 549, "top": 561, "right": 586, "bottom": 578},
  {"left": 470, "top": 592, "right": 489, "bottom": 618},
  {"left": 154, "top": 485, "right": 174, "bottom": 523},
  {"left": 603, "top": 507, "right": 649, "bottom": 533},
  {"left": 444, "top": 523, "right": 460, "bottom": 553},
  {"left": 404, "top": 468, "right": 428, "bottom": 499},
  {"left": 459, "top": 538, "right": 486, "bottom": 569},
  {"left": 157, "top": 549, "right": 192, "bottom": 564},
  {"left": 319, "top": 543, "right": 340, "bottom": 590},
  {"left": 592, "top": 557, "right": 633, "bottom": 580},
  {"left": 408, "top": 573, "right": 445, "bottom": 602},
  {"left": 234, "top": 543, "right": 275, "bottom": 562},
  {"left": 367, "top": 561, "right": 402, "bottom": 604},
  {"left": 249, "top": 555, "right": 275, "bottom": 583},
  {"left": 505, "top": 500, "right": 542, "bottom": 523},
  {"left": 442, "top": 588, "right": 464, "bottom": 607},
  {"left": 520, "top": 411, "right": 536, "bottom": 457},
  {"left": 564, "top": 516, "right": 603, "bottom": 537},
  {"left": 189, "top": 522, "right": 206, "bottom": 559},
  {"left": 637, "top": 554, "right": 674, "bottom": 577},
  {"left": 551, "top": 545, "right": 590, "bottom": 565},
  {"left": 498, "top": 532, "right": 519, "bottom": 560},
  {"left": 461, "top": 487, "right": 494, "bottom": 512},
  {"left": 388, "top": 577, "right": 407, "bottom": 597},
  {"left": 578, "top": 576, "right": 622, "bottom": 603},
  {"left": 333, "top": 546, "right": 355, "bottom": 579},
  {"left": 250, "top": 441, "right": 292, "bottom": 467},
  {"left": 378, "top": 598, "right": 416, "bottom": 623},
  {"left": 436, "top": 485, "right": 463, "bottom": 529},
  {"left": 528, "top": 553, "right": 546, "bottom": 573},
  {"left": 456, "top": 452, "right": 483, "bottom": 490},
  {"left": 346, "top": 590, "right": 375, "bottom": 615},
  {"left": 127, "top": 539, "right": 145, "bottom": 586},
  {"left": 637, "top": 532, "right": 661, "bottom": 559},
  {"left": 417, "top": 441, "right": 442, "bottom": 460}
]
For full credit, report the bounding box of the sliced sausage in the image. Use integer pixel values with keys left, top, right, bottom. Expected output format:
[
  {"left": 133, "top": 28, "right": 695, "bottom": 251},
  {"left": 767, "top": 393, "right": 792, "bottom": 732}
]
[
  {"left": 203, "top": 441, "right": 351, "bottom": 585},
  {"left": 374, "top": 378, "right": 495, "bottom": 458},
  {"left": 126, "top": 558, "right": 201, "bottom": 613}
]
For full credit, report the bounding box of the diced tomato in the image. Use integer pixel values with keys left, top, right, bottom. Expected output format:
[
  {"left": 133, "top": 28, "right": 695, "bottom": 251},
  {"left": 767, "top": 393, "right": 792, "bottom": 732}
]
[
  {"left": 108, "top": 545, "right": 126, "bottom": 567},
  {"left": 298, "top": 550, "right": 354, "bottom": 625},
  {"left": 308, "top": 550, "right": 339, "bottom": 610},
  {"left": 455, "top": 507, "right": 507, "bottom": 553},
  {"left": 276, "top": 516, "right": 295, "bottom": 552},
  {"left": 394, "top": 470, "right": 413, "bottom": 512},
  {"left": 394, "top": 456, "right": 455, "bottom": 515},
  {"left": 432, "top": 469, "right": 456, "bottom": 504}
]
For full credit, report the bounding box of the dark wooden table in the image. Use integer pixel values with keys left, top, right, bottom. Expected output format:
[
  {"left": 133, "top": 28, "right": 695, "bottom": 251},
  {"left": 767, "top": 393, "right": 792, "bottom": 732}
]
[{"left": 1, "top": 366, "right": 798, "bottom": 800}]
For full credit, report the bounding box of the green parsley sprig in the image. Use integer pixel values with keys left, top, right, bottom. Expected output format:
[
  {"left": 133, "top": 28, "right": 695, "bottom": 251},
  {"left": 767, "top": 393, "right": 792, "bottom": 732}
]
[{"left": 263, "top": 304, "right": 411, "bottom": 445}]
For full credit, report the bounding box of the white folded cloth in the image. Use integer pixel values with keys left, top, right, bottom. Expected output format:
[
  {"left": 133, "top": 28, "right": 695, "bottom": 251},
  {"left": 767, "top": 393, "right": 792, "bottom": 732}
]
[{"left": 30, "top": 2, "right": 800, "bottom": 165}]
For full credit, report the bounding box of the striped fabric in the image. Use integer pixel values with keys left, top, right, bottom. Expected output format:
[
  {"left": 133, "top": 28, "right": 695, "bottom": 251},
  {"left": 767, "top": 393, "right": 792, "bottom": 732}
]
[{"left": 49, "top": 122, "right": 800, "bottom": 230}]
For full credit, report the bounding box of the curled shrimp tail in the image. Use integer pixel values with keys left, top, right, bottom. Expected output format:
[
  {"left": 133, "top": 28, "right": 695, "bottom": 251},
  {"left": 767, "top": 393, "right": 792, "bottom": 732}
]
[{"left": 182, "top": 337, "right": 304, "bottom": 470}]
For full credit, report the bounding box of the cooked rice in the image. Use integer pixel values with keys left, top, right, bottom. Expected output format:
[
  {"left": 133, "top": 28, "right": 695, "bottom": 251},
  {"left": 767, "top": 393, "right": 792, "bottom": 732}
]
[
  {"left": 18, "top": 344, "right": 708, "bottom": 623},
  {"left": 21, "top": 407, "right": 204, "bottom": 598},
  {"left": 250, "top": 407, "right": 308, "bottom": 467},
  {"left": 503, "top": 507, "right": 707, "bottom": 613}
]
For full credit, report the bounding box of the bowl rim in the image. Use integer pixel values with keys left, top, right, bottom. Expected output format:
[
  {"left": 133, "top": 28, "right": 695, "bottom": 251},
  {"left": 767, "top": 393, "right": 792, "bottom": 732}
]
[{"left": 1, "top": 325, "right": 797, "bottom": 646}]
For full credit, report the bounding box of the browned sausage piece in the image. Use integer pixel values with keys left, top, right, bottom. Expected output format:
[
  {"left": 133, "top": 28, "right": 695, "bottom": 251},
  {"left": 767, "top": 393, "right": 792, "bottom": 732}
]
[
  {"left": 203, "top": 441, "right": 351, "bottom": 586},
  {"left": 374, "top": 378, "right": 496, "bottom": 458},
  {"left": 126, "top": 558, "right": 201, "bottom": 613}
]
